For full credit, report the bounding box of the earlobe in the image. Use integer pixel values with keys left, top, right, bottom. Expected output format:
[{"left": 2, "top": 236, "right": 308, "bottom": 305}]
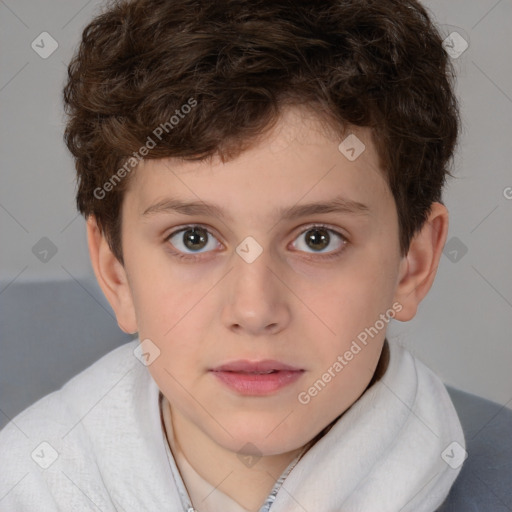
[
  {"left": 392, "top": 202, "right": 449, "bottom": 321},
  {"left": 86, "top": 216, "right": 138, "bottom": 334}
]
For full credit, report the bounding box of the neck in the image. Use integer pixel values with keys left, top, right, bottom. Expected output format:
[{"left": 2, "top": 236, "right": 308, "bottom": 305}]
[{"left": 166, "top": 405, "right": 304, "bottom": 511}]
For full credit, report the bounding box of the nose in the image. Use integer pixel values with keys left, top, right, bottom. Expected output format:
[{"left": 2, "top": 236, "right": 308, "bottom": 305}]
[{"left": 221, "top": 245, "right": 291, "bottom": 337}]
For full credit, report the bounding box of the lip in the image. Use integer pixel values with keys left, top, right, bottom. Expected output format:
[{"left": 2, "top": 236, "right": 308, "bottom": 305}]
[
  {"left": 209, "top": 359, "right": 305, "bottom": 395},
  {"left": 212, "top": 359, "right": 302, "bottom": 372}
]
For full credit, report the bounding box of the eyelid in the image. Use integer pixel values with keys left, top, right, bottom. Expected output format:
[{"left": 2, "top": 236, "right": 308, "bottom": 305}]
[
  {"left": 291, "top": 222, "right": 349, "bottom": 241},
  {"left": 165, "top": 224, "right": 224, "bottom": 254},
  {"left": 288, "top": 223, "right": 348, "bottom": 259},
  {"left": 166, "top": 223, "right": 221, "bottom": 241}
]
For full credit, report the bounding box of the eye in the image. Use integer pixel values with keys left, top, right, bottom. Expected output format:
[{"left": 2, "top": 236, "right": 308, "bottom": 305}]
[
  {"left": 166, "top": 225, "right": 220, "bottom": 256},
  {"left": 291, "top": 225, "right": 347, "bottom": 258}
]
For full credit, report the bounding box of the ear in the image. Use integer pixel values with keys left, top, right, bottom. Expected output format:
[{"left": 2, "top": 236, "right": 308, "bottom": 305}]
[
  {"left": 86, "top": 215, "right": 138, "bottom": 334},
  {"left": 392, "top": 202, "right": 449, "bottom": 321}
]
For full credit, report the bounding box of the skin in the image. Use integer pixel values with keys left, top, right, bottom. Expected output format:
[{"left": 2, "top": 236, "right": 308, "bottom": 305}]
[{"left": 87, "top": 106, "right": 448, "bottom": 510}]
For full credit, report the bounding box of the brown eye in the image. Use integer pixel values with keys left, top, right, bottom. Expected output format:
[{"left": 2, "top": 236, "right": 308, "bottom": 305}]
[
  {"left": 167, "top": 226, "right": 218, "bottom": 254},
  {"left": 292, "top": 225, "right": 346, "bottom": 256},
  {"left": 182, "top": 227, "right": 208, "bottom": 250},
  {"left": 304, "top": 227, "right": 330, "bottom": 251}
]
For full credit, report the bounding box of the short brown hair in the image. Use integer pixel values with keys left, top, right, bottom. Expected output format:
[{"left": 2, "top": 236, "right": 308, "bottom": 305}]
[{"left": 63, "top": 0, "right": 459, "bottom": 264}]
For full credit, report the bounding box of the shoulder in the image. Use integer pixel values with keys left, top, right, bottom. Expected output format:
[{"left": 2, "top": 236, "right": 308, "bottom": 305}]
[
  {"left": 1, "top": 339, "right": 141, "bottom": 439},
  {"left": 437, "top": 387, "right": 512, "bottom": 510},
  {"left": 0, "top": 340, "right": 145, "bottom": 510}
]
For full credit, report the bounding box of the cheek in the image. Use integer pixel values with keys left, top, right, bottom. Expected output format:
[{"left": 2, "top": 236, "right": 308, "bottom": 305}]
[
  {"left": 291, "top": 250, "right": 398, "bottom": 385},
  {"left": 300, "top": 262, "right": 395, "bottom": 337},
  {"left": 128, "top": 272, "right": 213, "bottom": 380},
  {"left": 126, "top": 248, "right": 213, "bottom": 336},
  {"left": 134, "top": 286, "right": 205, "bottom": 343}
]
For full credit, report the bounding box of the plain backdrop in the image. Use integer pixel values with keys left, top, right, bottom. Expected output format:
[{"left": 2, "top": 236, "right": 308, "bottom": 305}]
[{"left": 1, "top": 0, "right": 511, "bottom": 412}]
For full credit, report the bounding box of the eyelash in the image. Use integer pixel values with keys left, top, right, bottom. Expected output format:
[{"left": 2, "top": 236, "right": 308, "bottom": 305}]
[{"left": 165, "top": 224, "right": 349, "bottom": 262}]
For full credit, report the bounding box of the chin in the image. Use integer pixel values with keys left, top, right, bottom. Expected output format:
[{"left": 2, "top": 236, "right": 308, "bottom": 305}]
[{"left": 211, "top": 415, "right": 315, "bottom": 456}]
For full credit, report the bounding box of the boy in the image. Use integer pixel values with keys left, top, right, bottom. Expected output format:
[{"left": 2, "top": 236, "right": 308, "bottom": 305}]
[{"left": 0, "top": 0, "right": 466, "bottom": 510}]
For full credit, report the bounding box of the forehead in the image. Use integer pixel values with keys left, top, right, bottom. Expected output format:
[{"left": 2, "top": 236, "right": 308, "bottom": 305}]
[{"left": 124, "top": 105, "right": 391, "bottom": 222}]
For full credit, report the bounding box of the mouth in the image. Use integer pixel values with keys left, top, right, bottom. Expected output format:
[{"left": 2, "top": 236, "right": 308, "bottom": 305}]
[{"left": 209, "top": 360, "right": 305, "bottom": 395}]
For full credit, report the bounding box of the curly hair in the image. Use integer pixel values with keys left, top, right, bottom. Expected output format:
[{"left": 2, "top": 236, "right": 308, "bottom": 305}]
[{"left": 63, "top": 0, "right": 459, "bottom": 264}]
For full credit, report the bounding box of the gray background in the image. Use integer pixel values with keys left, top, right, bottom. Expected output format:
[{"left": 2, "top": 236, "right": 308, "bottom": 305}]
[{"left": 1, "top": 0, "right": 511, "bottom": 417}]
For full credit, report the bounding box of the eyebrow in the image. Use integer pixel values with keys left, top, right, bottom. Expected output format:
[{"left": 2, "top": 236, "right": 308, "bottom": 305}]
[{"left": 142, "top": 194, "right": 370, "bottom": 221}]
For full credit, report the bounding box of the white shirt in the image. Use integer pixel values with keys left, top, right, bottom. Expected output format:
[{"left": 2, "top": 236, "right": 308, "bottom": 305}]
[{"left": 0, "top": 338, "right": 465, "bottom": 512}]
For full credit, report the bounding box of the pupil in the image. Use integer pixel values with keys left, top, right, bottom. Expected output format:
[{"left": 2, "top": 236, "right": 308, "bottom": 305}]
[
  {"left": 184, "top": 227, "right": 207, "bottom": 250},
  {"left": 307, "top": 228, "right": 329, "bottom": 251}
]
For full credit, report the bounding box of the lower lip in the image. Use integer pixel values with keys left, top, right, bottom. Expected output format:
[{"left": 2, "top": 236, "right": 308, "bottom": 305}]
[{"left": 211, "top": 370, "right": 304, "bottom": 395}]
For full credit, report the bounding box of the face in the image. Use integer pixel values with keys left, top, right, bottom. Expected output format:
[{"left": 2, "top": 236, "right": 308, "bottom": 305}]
[{"left": 118, "top": 106, "right": 405, "bottom": 456}]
